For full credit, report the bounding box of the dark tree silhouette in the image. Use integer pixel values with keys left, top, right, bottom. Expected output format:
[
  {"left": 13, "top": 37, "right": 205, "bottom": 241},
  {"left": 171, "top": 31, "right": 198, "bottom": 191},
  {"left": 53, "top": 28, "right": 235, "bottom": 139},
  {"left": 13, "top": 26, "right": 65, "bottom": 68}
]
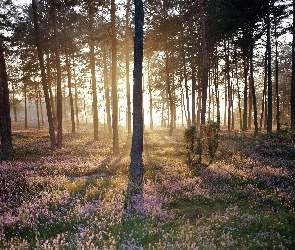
[
  {"left": 0, "top": 41, "right": 13, "bottom": 161},
  {"left": 130, "top": 0, "right": 144, "bottom": 183}
]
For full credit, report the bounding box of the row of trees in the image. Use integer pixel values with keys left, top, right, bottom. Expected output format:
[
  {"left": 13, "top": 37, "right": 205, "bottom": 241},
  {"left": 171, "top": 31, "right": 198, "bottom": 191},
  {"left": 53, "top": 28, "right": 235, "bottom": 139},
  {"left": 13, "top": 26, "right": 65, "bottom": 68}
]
[{"left": 1, "top": 0, "right": 295, "bottom": 161}]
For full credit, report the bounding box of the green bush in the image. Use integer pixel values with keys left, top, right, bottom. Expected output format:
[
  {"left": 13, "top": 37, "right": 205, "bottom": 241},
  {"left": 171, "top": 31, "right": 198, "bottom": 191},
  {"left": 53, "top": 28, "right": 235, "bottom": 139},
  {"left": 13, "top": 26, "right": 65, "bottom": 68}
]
[{"left": 184, "top": 121, "right": 220, "bottom": 166}]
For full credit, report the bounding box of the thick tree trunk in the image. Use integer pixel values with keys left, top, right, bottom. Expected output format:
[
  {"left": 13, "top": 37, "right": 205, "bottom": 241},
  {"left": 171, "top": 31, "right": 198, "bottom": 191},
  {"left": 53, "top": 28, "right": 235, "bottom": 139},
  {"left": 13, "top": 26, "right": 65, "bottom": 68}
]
[
  {"left": 111, "top": 0, "right": 119, "bottom": 155},
  {"left": 130, "top": 0, "right": 144, "bottom": 183},
  {"left": 292, "top": 0, "right": 295, "bottom": 130},
  {"left": 32, "top": 0, "right": 56, "bottom": 148},
  {"left": 52, "top": 5, "right": 62, "bottom": 148},
  {"left": 0, "top": 41, "right": 13, "bottom": 161}
]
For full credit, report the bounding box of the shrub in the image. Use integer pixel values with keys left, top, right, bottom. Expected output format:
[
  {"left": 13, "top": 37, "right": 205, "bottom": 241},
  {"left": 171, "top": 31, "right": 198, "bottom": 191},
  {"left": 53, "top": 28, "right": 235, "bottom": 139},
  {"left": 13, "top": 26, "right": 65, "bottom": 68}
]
[{"left": 184, "top": 121, "right": 220, "bottom": 166}]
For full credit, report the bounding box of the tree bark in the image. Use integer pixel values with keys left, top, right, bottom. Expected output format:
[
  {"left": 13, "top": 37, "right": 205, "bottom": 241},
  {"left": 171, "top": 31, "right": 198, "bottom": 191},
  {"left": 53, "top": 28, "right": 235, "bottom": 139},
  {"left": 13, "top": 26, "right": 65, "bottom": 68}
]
[
  {"left": 200, "top": 0, "right": 208, "bottom": 130},
  {"left": 242, "top": 54, "right": 249, "bottom": 131},
  {"left": 125, "top": 0, "right": 131, "bottom": 135},
  {"left": 292, "top": 0, "right": 295, "bottom": 130},
  {"left": 52, "top": 4, "right": 62, "bottom": 148},
  {"left": 65, "top": 50, "right": 75, "bottom": 134},
  {"left": 250, "top": 45, "right": 258, "bottom": 135},
  {"left": 267, "top": 2, "right": 273, "bottom": 133},
  {"left": 130, "top": 0, "right": 144, "bottom": 183},
  {"left": 111, "top": 0, "right": 119, "bottom": 155},
  {"left": 103, "top": 46, "right": 112, "bottom": 134},
  {"left": 0, "top": 41, "right": 13, "bottom": 161},
  {"left": 32, "top": 0, "right": 56, "bottom": 148},
  {"left": 89, "top": 9, "right": 99, "bottom": 141}
]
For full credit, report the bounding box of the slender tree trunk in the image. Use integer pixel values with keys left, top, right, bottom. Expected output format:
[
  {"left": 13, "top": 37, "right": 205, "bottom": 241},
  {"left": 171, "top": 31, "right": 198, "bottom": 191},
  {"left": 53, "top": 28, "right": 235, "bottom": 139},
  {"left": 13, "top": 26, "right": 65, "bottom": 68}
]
[
  {"left": 242, "top": 55, "right": 249, "bottom": 131},
  {"left": 260, "top": 48, "right": 267, "bottom": 131},
  {"left": 180, "top": 29, "right": 191, "bottom": 127},
  {"left": 46, "top": 52, "right": 57, "bottom": 129},
  {"left": 73, "top": 56, "right": 79, "bottom": 130},
  {"left": 130, "top": 0, "right": 144, "bottom": 183},
  {"left": 165, "top": 49, "right": 173, "bottom": 136},
  {"left": 24, "top": 84, "right": 28, "bottom": 129},
  {"left": 200, "top": 0, "right": 208, "bottom": 130},
  {"left": 39, "top": 90, "right": 44, "bottom": 125},
  {"left": 103, "top": 46, "right": 112, "bottom": 134},
  {"left": 125, "top": 0, "right": 131, "bottom": 135},
  {"left": 65, "top": 51, "right": 75, "bottom": 134},
  {"left": 267, "top": 2, "right": 273, "bottom": 133},
  {"left": 0, "top": 41, "right": 13, "bottom": 160},
  {"left": 12, "top": 83, "right": 17, "bottom": 122},
  {"left": 52, "top": 5, "right": 62, "bottom": 148},
  {"left": 35, "top": 85, "right": 40, "bottom": 130},
  {"left": 111, "top": 0, "right": 119, "bottom": 155},
  {"left": 32, "top": 0, "right": 56, "bottom": 148},
  {"left": 190, "top": 13, "right": 196, "bottom": 124},
  {"left": 250, "top": 45, "right": 258, "bottom": 135},
  {"left": 89, "top": 10, "right": 99, "bottom": 141},
  {"left": 148, "top": 55, "right": 153, "bottom": 130},
  {"left": 274, "top": 19, "right": 280, "bottom": 131}
]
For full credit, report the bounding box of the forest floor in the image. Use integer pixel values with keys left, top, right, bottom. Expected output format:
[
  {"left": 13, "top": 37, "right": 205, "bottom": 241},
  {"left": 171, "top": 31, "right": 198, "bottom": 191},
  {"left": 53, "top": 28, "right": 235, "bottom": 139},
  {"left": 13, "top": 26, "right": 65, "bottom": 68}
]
[{"left": 0, "top": 125, "right": 295, "bottom": 249}]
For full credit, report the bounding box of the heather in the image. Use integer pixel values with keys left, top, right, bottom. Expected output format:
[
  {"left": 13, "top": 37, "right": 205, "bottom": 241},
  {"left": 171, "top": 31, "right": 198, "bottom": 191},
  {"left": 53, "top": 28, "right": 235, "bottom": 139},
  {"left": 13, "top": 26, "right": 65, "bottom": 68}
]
[{"left": 0, "top": 127, "right": 294, "bottom": 249}]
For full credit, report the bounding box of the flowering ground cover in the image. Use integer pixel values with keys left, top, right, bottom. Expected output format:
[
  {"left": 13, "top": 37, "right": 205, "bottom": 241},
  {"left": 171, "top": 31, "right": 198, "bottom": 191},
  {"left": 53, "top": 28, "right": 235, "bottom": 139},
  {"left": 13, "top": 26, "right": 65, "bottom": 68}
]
[{"left": 0, "top": 127, "right": 294, "bottom": 249}]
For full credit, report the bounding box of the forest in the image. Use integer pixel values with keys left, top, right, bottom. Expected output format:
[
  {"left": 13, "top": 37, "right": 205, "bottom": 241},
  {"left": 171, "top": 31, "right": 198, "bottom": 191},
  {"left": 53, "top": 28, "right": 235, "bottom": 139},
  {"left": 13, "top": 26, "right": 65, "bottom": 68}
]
[{"left": 0, "top": 0, "right": 295, "bottom": 249}]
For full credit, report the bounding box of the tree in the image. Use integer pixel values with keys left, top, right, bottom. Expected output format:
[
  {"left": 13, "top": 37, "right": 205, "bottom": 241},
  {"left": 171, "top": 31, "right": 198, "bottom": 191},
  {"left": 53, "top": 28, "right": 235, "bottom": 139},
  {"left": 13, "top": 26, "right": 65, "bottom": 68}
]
[
  {"left": 111, "top": 0, "right": 119, "bottom": 155},
  {"left": 291, "top": 0, "right": 295, "bottom": 130},
  {"left": 130, "top": 0, "right": 144, "bottom": 183},
  {"left": 0, "top": 41, "right": 13, "bottom": 161},
  {"left": 32, "top": 0, "right": 56, "bottom": 148},
  {"left": 51, "top": 2, "right": 63, "bottom": 148}
]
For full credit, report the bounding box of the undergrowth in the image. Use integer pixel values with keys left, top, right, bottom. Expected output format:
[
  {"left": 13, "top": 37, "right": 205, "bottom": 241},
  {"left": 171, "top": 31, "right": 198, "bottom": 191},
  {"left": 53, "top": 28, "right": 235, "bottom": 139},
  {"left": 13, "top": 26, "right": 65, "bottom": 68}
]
[{"left": 0, "top": 126, "right": 294, "bottom": 249}]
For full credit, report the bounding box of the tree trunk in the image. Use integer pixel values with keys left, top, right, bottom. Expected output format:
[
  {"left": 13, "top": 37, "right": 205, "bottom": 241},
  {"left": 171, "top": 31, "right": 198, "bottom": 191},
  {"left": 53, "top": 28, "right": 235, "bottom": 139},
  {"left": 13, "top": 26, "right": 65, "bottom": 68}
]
[
  {"left": 65, "top": 51, "right": 75, "bottom": 134},
  {"left": 46, "top": 52, "right": 57, "bottom": 129},
  {"left": 130, "top": 0, "right": 144, "bottom": 183},
  {"left": 103, "top": 46, "right": 112, "bottom": 134},
  {"left": 125, "top": 0, "right": 131, "bottom": 135},
  {"left": 292, "top": 0, "right": 295, "bottom": 130},
  {"left": 260, "top": 48, "right": 267, "bottom": 131},
  {"left": 200, "top": 0, "right": 208, "bottom": 130},
  {"left": 73, "top": 56, "right": 79, "bottom": 130},
  {"left": 275, "top": 24, "right": 280, "bottom": 131},
  {"left": 148, "top": 55, "right": 153, "bottom": 130},
  {"left": 0, "top": 41, "right": 13, "bottom": 161},
  {"left": 267, "top": 2, "right": 273, "bottom": 133},
  {"left": 89, "top": 10, "right": 99, "bottom": 141},
  {"left": 52, "top": 5, "right": 62, "bottom": 148},
  {"left": 111, "top": 0, "right": 119, "bottom": 155},
  {"left": 32, "top": 0, "right": 56, "bottom": 148},
  {"left": 242, "top": 55, "right": 249, "bottom": 131},
  {"left": 190, "top": 13, "right": 196, "bottom": 125},
  {"left": 180, "top": 29, "right": 191, "bottom": 127},
  {"left": 24, "top": 84, "right": 28, "bottom": 129},
  {"left": 35, "top": 85, "right": 40, "bottom": 130},
  {"left": 250, "top": 45, "right": 258, "bottom": 135}
]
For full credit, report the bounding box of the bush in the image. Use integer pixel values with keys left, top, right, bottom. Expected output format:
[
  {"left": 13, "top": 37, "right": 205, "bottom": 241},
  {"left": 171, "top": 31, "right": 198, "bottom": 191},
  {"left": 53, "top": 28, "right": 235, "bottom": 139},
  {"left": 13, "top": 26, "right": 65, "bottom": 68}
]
[{"left": 184, "top": 121, "right": 220, "bottom": 166}]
